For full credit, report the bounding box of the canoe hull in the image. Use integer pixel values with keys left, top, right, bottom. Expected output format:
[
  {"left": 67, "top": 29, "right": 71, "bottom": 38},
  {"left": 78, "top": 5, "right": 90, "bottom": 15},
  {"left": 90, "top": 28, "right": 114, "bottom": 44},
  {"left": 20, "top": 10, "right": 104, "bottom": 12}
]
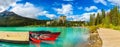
[{"left": 29, "top": 31, "right": 61, "bottom": 43}]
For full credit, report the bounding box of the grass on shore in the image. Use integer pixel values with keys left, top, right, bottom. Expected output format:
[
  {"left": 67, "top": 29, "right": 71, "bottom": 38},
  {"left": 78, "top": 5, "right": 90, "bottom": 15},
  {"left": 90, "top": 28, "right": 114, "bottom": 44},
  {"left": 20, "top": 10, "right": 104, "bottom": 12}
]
[
  {"left": 87, "top": 24, "right": 120, "bottom": 31},
  {"left": 96, "top": 24, "right": 120, "bottom": 30}
]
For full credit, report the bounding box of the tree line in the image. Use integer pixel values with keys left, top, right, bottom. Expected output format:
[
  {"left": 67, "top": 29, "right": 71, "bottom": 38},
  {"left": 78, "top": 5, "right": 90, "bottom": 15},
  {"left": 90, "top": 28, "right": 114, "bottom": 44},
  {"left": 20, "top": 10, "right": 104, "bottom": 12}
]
[{"left": 89, "top": 6, "right": 120, "bottom": 27}]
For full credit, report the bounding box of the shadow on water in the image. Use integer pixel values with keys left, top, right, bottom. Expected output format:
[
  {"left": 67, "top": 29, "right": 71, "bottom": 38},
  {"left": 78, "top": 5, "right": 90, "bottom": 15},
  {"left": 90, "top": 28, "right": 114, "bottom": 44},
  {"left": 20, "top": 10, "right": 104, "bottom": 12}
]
[{"left": 0, "top": 42, "right": 29, "bottom": 47}]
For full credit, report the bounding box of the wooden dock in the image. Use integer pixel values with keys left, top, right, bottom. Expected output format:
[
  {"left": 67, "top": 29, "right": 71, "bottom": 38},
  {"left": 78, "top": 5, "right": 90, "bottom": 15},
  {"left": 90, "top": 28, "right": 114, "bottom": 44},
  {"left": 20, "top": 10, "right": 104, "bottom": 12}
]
[{"left": 0, "top": 32, "right": 29, "bottom": 43}]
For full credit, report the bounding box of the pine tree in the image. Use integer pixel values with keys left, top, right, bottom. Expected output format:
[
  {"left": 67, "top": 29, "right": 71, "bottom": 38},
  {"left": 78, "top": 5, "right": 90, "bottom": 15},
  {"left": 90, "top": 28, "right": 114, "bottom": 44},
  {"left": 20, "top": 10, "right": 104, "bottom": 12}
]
[
  {"left": 89, "top": 14, "right": 95, "bottom": 26},
  {"left": 118, "top": 11, "right": 120, "bottom": 25},
  {"left": 101, "top": 9, "right": 106, "bottom": 24},
  {"left": 89, "top": 14, "right": 93, "bottom": 26},
  {"left": 95, "top": 13, "right": 100, "bottom": 25},
  {"left": 101, "top": 9, "right": 106, "bottom": 18},
  {"left": 103, "top": 13, "right": 110, "bottom": 27},
  {"left": 111, "top": 6, "right": 119, "bottom": 26},
  {"left": 88, "top": 6, "right": 120, "bottom": 26}
]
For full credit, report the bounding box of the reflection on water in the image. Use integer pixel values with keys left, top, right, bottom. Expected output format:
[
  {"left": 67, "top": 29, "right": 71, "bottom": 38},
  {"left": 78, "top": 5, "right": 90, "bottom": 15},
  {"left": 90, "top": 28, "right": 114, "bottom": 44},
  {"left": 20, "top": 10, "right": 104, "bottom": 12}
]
[{"left": 0, "top": 27, "right": 89, "bottom": 47}]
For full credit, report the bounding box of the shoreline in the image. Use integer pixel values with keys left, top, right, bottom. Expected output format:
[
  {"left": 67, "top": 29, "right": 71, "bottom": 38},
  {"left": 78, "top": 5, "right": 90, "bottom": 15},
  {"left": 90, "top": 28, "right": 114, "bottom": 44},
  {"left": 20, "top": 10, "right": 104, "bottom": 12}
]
[
  {"left": 87, "top": 28, "right": 102, "bottom": 47},
  {"left": 78, "top": 27, "right": 102, "bottom": 47},
  {"left": 0, "top": 28, "right": 103, "bottom": 46}
]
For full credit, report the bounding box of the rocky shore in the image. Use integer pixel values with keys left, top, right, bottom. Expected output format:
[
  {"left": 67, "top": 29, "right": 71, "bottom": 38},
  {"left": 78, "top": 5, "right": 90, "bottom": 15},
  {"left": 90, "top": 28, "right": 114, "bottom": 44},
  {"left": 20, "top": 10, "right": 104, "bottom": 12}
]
[
  {"left": 79, "top": 27, "right": 102, "bottom": 47},
  {"left": 87, "top": 28, "right": 102, "bottom": 47}
]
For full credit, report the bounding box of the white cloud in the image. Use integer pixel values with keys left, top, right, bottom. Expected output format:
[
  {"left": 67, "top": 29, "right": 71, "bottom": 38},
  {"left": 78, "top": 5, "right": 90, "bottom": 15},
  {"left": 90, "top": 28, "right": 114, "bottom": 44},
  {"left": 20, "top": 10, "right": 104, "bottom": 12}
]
[
  {"left": 67, "top": 12, "right": 95, "bottom": 21},
  {"left": 93, "top": 0, "right": 107, "bottom": 5},
  {"left": 11, "top": 2, "right": 56, "bottom": 19},
  {"left": 45, "top": 14, "right": 56, "bottom": 19},
  {"left": 85, "top": 6, "right": 98, "bottom": 11},
  {"left": 67, "top": 9, "right": 102, "bottom": 21},
  {"left": 67, "top": 15, "right": 79, "bottom": 21},
  {"left": 11, "top": 2, "right": 41, "bottom": 18},
  {"left": 108, "top": 0, "right": 120, "bottom": 6},
  {"left": 79, "top": 9, "right": 103, "bottom": 21},
  {"left": 0, "top": 0, "right": 56, "bottom": 19},
  {"left": 54, "top": 4, "right": 73, "bottom": 16},
  {"left": 0, "top": 0, "right": 20, "bottom": 12},
  {"left": 54, "top": 4, "right": 98, "bottom": 21},
  {"left": 79, "top": 12, "right": 96, "bottom": 21},
  {"left": 78, "top": 7, "right": 83, "bottom": 10},
  {"left": 38, "top": 11, "right": 56, "bottom": 19}
]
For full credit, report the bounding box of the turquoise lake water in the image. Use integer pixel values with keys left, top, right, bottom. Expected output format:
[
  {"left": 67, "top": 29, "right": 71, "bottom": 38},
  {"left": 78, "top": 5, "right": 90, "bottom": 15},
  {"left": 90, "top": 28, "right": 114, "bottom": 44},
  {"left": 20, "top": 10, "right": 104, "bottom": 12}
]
[{"left": 0, "top": 27, "right": 89, "bottom": 47}]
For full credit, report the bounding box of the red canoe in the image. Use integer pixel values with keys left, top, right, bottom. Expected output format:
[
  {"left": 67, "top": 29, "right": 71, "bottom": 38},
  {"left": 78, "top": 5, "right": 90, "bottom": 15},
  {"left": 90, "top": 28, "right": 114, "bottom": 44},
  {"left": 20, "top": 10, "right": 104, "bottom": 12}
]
[{"left": 29, "top": 31, "right": 61, "bottom": 43}]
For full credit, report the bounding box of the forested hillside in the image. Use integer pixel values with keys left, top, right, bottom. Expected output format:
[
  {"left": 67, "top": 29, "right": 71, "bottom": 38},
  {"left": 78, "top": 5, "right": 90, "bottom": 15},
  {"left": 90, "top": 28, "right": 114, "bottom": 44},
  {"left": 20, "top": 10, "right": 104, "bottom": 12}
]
[{"left": 89, "top": 6, "right": 120, "bottom": 29}]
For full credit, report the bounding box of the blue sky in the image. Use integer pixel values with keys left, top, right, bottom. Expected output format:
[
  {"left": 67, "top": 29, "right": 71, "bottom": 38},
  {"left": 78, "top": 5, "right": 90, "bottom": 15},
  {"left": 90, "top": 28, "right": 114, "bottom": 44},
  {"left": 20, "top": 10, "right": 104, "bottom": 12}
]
[{"left": 0, "top": 0, "right": 120, "bottom": 21}]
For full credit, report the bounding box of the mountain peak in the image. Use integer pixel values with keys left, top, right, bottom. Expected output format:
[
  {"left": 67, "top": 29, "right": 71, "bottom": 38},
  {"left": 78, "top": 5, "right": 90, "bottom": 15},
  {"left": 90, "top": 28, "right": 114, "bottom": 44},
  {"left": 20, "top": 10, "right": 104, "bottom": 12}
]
[{"left": 0, "top": 10, "right": 15, "bottom": 17}]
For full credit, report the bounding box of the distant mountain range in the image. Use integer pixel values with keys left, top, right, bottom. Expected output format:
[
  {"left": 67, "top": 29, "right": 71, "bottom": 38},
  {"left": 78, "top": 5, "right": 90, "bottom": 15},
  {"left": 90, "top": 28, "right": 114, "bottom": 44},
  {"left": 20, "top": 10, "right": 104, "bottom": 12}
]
[{"left": 0, "top": 11, "right": 49, "bottom": 26}]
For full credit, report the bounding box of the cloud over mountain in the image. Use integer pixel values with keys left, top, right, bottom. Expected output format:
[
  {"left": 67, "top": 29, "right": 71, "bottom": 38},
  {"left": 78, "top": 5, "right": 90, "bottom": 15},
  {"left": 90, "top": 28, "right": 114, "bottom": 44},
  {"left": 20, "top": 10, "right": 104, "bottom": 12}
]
[
  {"left": 0, "top": 0, "right": 20, "bottom": 12},
  {"left": 0, "top": 0, "right": 119, "bottom": 21}
]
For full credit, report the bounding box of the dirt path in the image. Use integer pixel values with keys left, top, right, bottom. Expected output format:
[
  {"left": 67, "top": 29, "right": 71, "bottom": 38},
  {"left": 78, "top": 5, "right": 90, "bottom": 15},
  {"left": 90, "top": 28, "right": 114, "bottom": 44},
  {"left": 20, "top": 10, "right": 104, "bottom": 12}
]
[{"left": 98, "top": 28, "right": 120, "bottom": 47}]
